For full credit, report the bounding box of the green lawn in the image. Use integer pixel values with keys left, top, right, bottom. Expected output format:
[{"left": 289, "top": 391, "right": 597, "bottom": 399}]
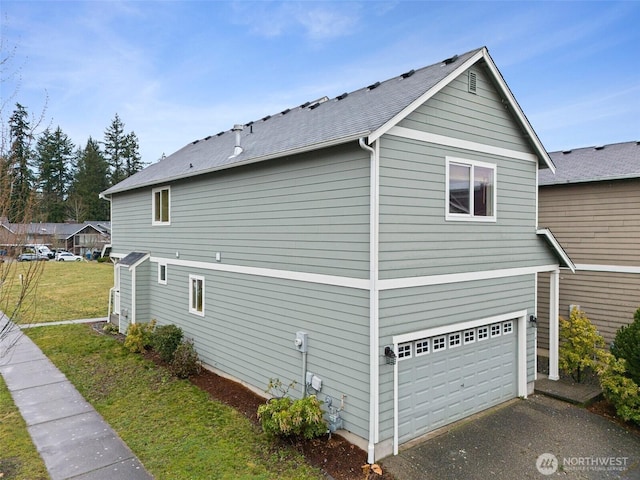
[
  {"left": 3, "top": 261, "right": 113, "bottom": 324},
  {"left": 24, "top": 324, "right": 324, "bottom": 480}
]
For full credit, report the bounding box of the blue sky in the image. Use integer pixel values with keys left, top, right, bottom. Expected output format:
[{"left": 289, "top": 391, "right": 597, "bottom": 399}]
[{"left": 2, "top": 1, "right": 639, "bottom": 163}]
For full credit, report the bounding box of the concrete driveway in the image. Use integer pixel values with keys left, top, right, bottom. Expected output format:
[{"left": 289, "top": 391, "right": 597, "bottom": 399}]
[{"left": 382, "top": 394, "right": 640, "bottom": 479}]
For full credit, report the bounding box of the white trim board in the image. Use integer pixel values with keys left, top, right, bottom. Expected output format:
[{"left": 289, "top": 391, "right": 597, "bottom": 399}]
[
  {"left": 388, "top": 126, "right": 538, "bottom": 162},
  {"left": 574, "top": 264, "right": 640, "bottom": 275}
]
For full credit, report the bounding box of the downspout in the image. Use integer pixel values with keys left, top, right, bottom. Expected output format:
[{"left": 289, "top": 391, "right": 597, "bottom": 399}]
[{"left": 359, "top": 137, "right": 379, "bottom": 464}]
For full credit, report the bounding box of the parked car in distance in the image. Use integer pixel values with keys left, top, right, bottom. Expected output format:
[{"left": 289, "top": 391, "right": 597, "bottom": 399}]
[
  {"left": 17, "top": 253, "right": 49, "bottom": 261},
  {"left": 57, "top": 252, "right": 83, "bottom": 262}
]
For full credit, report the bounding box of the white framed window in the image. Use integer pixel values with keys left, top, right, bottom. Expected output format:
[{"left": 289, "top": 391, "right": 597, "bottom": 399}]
[
  {"left": 448, "top": 332, "right": 462, "bottom": 348},
  {"left": 464, "top": 329, "right": 476, "bottom": 344},
  {"left": 491, "top": 323, "right": 502, "bottom": 338},
  {"left": 477, "top": 326, "right": 489, "bottom": 341},
  {"left": 189, "top": 274, "right": 205, "bottom": 316},
  {"left": 502, "top": 321, "right": 513, "bottom": 335},
  {"left": 152, "top": 186, "right": 171, "bottom": 225},
  {"left": 158, "top": 263, "right": 167, "bottom": 285},
  {"left": 432, "top": 335, "right": 446, "bottom": 352},
  {"left": 398, "top": 343, "right": 412, "bottom": 359},
  {"left": 446, "top": 157, "right": 496, "bottom": 222},
  {"left": 416, "top": 338, "right": 430, "bottom": 356}
]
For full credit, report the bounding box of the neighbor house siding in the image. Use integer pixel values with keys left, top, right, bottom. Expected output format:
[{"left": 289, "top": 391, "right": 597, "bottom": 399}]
[
  {"left": 111, "top": 143, "right": 371, "bottom": 279},
  {"left": 537, "top": 179, "right": 640, "bottom": 348},
  {"left": 377, "top": 274, "right": 537, "bottom": 441},
  {"left": 146, "top": 264, "right": 372, "bottom": 439}
]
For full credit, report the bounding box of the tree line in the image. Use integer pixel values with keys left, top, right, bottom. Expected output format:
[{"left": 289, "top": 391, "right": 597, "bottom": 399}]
[{"left": 1, "top": 103, "right": 146, "bottom": 223}]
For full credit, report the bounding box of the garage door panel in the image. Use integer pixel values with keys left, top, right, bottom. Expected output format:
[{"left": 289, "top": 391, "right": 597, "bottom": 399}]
[{"left": 398, "top": 320, "right": 518, "bottom": 444}]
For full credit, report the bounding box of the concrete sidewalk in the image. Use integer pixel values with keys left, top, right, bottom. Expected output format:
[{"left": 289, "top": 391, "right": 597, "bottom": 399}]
[{"left": 0, "top": 319, "right": 153, "bottom": 480}]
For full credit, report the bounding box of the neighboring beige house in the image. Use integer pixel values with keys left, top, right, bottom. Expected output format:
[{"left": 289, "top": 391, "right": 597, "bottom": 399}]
[{"left": 537, "top": 141, "right": 640, "bottom": 355}]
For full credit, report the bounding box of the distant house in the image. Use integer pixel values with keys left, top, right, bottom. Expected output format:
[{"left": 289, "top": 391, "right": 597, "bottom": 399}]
[
  {"left": 101, "top": 47, "right": 572, "bottom": 461},
  {"left": 537, "top": 141, "right": 640, "bottom": 350},
  {"left": 0, "top": 221, "right": 111, "bottom": 257}
]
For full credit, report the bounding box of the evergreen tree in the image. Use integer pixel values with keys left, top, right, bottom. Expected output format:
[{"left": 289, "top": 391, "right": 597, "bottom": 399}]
[
  {"left": 35, "top": 126, "right": 74, "bottom": 222},
  {"left": 103, "top": 113, "right": 127, "bottom": 186},
  {"left": 70, "top": 137, "right": 110, "bottom": 221},
  {"left": 123, "top": 131, "right": 145, "bottom": 177},
  {"left": 7, "top": 103, "right": 35, "bottom": 222}
]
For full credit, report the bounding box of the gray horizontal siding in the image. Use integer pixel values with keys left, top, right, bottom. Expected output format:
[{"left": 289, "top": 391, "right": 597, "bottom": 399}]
[
  {"left": 398, "top": 66, "right": 531, "bottom": 153},
  {"left": 537, "top": 270, "right": 640, "bottom": 349},
  {"left": 378, "top": 136, "right": 555, "bottom": 279},
  {"left": 377, "top": 275, "right": 536, "bottom": 442},
  {"left": 111, "top": 143, "right": 371, "bottom": 278},
  {"left": 144, "top": 263, "right": 372, "bottom": 440}
]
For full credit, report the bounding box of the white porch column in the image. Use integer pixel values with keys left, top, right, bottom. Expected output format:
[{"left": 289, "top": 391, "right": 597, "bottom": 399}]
[{"left": 548, "top": 268, "right": 560, "bottom": 380}]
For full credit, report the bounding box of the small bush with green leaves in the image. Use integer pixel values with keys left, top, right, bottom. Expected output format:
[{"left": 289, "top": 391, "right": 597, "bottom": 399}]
[
  {"left": 124, "top": 320, "right": 156, "bottom": 353},
  {"left": 257, "top": 379, "right": 327, "bottom": 440},
  {"left": 151, "top": 324, "right": 184, "bottom": 363},
  {"left": 610, "top": 308, "right": 640, "bottom": 385},
  {"left": 559, "top": 307, "right": 606, "bottom": 382},
  {"left": 170, "top": 339, "right": 202, "bottom": 379},
  {"left": 597, "top": 353, "right": 640, "bottom": 424},
  {"left": 102, "top": 322, "right": 119, "bottom": 334}
]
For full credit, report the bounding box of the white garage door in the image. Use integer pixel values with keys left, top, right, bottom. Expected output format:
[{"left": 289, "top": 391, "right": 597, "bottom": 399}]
[{"left": 397, "top": 319, "right": 517, "bottom": 444}]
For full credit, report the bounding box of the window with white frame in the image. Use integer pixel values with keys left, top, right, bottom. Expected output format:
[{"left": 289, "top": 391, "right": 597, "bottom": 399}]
[
  {"left": 502, "top": 321, "right": 513, "bottom": 335},
  {"left": 152, "top": 186, "right": 170, "bottom": 225},
  {"left": 158, "top": 264, "right": 167, "bottom": 285},
  {"left": 398, "top": 343, "right": 412, "bottom": 359},
  {"left": 448, "top": 332, "right": 462, "bottom": 348},
  {"left": 464, "top": 329, "right": 475, "bottom": 344},
  {"left": 491, "top": 323, "right": 502, "bottom": 338},
  {"left": 446, "top": 157, "right": 496, "bottom": 221},
  {"left": 189, "top": 274, "right": 205, "bottom": 316},
  {"left": 432, "top": 336, "right": 446, "bottom": 352},
  {"left": 416, "top": 338, "right": 430, "bottom": 356},
  {"left": 477, "top": 326, "right": 489, "bottom": 341}
]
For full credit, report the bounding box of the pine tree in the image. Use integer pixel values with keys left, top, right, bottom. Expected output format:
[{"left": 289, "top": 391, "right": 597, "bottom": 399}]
[
  {"left": 35, "top": 126, "right": 74, "bottom": 222},
  {"left": 103, "top": 113, "right": 127, "bottom": 186},
  {"left": 123, "top": 131, "right": 145, "bottom": 177},
  {"left": 70, "top": 137, "right": 110, "bottom": 221},
  {"left": 7, "top": 103, "right": 35, "bottom": 222}
]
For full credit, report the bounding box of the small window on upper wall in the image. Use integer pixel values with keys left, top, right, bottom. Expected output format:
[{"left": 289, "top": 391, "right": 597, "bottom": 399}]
[
  {"left": 152, "top": 186, "right": 170, "bottom": 225},
  {"left": 446, "top": 157, "right": 496, "bottom": 222}
]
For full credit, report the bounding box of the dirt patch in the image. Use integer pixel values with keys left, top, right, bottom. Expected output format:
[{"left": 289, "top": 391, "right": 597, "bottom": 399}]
[{"left": 587, "top": 399, "right": 640, "bottom": 436}]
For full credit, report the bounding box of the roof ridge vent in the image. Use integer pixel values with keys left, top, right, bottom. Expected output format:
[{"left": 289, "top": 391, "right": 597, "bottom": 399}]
[
  {"left": 367, "top": 81, "right": 380, "bottom": 90},
  {"left": 443, "top": 54, "right": 458, "bottom": 65},
  {"left": 594, "top": 145, "right": 605, "bottom": 150},
  {"left": 401, "top": 69, "right": 415, "bottom": 79},
  {"left": 562, "top": 150, "right": 572, "bottom": 154},
  {"left": 336, "top": 92, "right": 348, "bottom": 100}
]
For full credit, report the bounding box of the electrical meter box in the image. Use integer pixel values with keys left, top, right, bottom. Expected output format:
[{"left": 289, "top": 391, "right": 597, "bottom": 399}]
[{"left": 294, "top": 331, "right": 308, "bottom": 352}]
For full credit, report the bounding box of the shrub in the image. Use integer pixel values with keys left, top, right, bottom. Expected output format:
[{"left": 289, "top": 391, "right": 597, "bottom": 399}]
[
  {"left": 102, "top": 322, "right": 119, "bottom": 334},
  {"left": 151, "top": 324, "right": 184, "bottom": 363},
  {"left": 170, "top": 339, "right": 202, "bottom": 379},
  {"left": 257, "top": 379, "right": 327, "bottom": 440},
  {"left": 610, "top": 308, "right": 640, "bottom": 385},
  {"left": 597, "top": 353, "right": 640, "bottom": 424},
  {"left": 124, "top": 320, "right": 156, "bottom": 353},
  {"left": 559, "top": 307, "right": 606, "bottom": 382}
]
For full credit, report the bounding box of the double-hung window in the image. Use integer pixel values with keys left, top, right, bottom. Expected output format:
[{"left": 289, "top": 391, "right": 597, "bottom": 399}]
[
  {"left": 446, "top": 157, "right": 496, "bottom": 221},
  {"left": 152, "top": 186, "right": 170, "bottom": 225},
  {"left": 189, "top": 275, "right": 205, "bottom": 316}
]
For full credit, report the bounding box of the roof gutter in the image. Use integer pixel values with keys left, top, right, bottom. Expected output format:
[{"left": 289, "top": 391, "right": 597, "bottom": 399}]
[{"left": 101, "top": 131, "right": 371, "bottom": 197}]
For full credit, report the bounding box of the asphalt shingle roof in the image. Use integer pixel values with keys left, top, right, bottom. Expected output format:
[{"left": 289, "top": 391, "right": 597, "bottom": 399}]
[
  {"left": 103, "top": 48, "right": 484, "bottom": 195},
  {"left": 539, "top": 141, "right": 640, "bottom": 186}
]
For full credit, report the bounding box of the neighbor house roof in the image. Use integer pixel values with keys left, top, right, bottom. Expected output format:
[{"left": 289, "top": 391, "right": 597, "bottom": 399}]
[
  {"left": 539, "top": 141, "right": 640, "bottom": 186},
  {"left": 103, "top": 46, "right": 552, "bottom": 196},
  {"left": 1, "top": 222, "right": 111, "bottom": 239}
]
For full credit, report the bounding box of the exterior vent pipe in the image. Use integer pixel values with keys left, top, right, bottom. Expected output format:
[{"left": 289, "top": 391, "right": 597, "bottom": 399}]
[{"left": 230, "top": 124, "right": 244, "bottom": 158}]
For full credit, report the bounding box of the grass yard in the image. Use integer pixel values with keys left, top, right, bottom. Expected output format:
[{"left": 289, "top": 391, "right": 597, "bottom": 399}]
[
  {"left": 3, "top": 261, "right": 113, "bottom": 324},
  {"left": 24, "top": 324, "right": 325, "bottom": 480},
  {"left": 0, "top": 377, "right": 49, "bottom": 480}
]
